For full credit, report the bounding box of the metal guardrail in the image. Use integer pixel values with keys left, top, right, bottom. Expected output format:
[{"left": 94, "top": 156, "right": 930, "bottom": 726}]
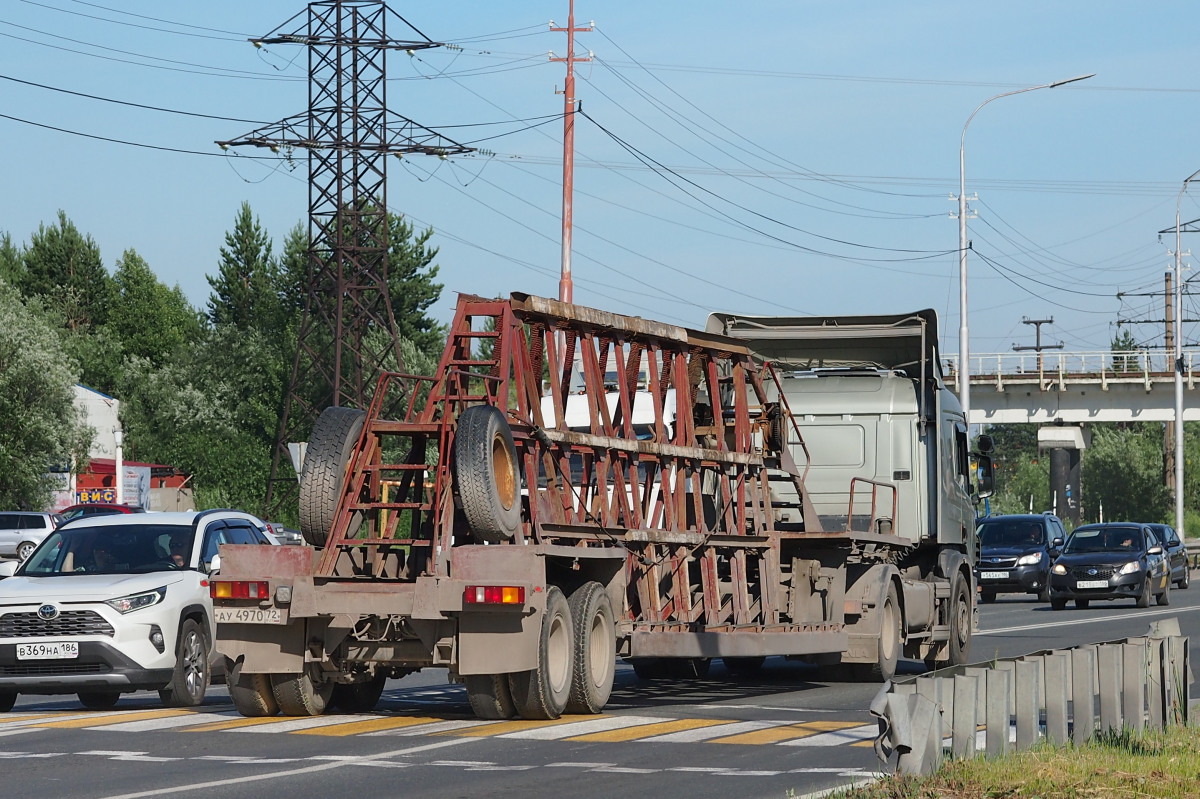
[{"left": 870, "top": 619, "right": 1192, "bottom": 775}]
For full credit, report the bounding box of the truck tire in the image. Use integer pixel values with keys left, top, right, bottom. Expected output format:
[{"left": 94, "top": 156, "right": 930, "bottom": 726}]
[
  {"left": 629, "top": 658, "right": 667, "bottom": 680},
  {"left": 271, "top": 667, "right": 333, "bottom": 716},
  {"left": 565, "top": 582, "right": 616, "bottom": 714},
  {"left": 465, "top": 673, "right": 517, "bottom": 720},
  {"left": 159, "top": 619, "right": 210, "bottom": 707},
  {"left": 454, "top": 405, "right": 521, "bottom": 545},
  {"left": 299, "top": 406, "right": 366, "bottom": 547},
  {"left": 508, "top": 585, "right": 574, "bottom": 719},
  {"left": 946, "top": 577, "right": 972, "bottom": 667},
  {"left": 331, "top": 673, "right": 387, "bottom": 713},
  {"left": 851, "top": 583, "right": 900, "bottom": 682},
  {"left": 228, "top": 661, "right": 278, "bottom": 717}
]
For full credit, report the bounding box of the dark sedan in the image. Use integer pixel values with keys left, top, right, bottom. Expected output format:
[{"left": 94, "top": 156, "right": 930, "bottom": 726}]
[
  {"left": 1048, "top": 523, "right": 1171, "bottom": 610},
  {"left": 1144, "top": 523, "right": 1190, "bottom": 590}
]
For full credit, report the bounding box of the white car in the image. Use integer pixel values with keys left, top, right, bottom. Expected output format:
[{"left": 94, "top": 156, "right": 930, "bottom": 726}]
[{"left": 0, "top": 510, "right": 276, "bottom": 712}]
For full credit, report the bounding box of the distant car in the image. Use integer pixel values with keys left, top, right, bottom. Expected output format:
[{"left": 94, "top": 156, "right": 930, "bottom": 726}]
[
  {"left": 1048, "top": 522, "right": 1171, "bottom": 610},
  {"left": 974, "top": 513, "right": 1065, "bottom": 602},
  {"left": 264, "top": 522, "right": 302, "bottom": 545},
  {"left": 0, "top": 510, "right": 277, "bottom": 713},
  {"left": 1144, "top": 523, "right": 1190, "bottom": 590},
  {"left": 59, "top": 503, "right": 146, "bottom": 523},
  {"left": 0, "top": 511, "right": 64, "bottom": 561}
]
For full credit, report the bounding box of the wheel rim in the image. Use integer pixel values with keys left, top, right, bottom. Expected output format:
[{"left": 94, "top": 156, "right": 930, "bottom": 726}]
[
  {"left": 547, "top": 612, "right": 571, "bottom": 694},
  {"left": 880, "top": 600, "right": 898, "bottom": 662},
  {"left": 954, "top": 590, "right": 970, "bottom": 650},
  {"left": 17, "top": 543, "right": 34, "bottom": 560},
  {"left": 587, "top": 609, "right": 613, "bottom": 687},
  {"left": 491, "top": 434, "right": 517, "bottom": 511},
  {"left": 181, "top": 630, "right": 206, "bottom": 699}
]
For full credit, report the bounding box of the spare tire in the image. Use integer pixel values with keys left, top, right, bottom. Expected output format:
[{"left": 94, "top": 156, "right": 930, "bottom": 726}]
[
  {"left": 454, "top": 405, "right": 521, "bottom": 544},
  {"left": 299, "top": 406, "right": 366, "bottom": 547}
]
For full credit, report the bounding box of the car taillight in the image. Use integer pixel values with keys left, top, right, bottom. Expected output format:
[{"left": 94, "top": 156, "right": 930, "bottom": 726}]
[
  {"left": 463, "top": 585, "right": 525, "bottom": 605},
  {"left": 210, "top": 580, "right": 270, "bottom": 599}
]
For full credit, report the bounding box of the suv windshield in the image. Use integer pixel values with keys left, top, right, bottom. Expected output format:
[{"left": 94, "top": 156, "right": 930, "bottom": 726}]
[
  {"left": 1063, "top": 527, "right": 1143, "bottom": 554},
  {"left": 977, "top": 519, "right": 1045, "bottom": 548},
  {"left": 20, "top": 524, "right": 195, "bottom": 576}
]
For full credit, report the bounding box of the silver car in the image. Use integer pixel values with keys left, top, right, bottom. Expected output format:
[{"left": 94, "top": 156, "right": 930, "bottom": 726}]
[{"left": 0, "top": 512, "right": 63, "bottom": 561}]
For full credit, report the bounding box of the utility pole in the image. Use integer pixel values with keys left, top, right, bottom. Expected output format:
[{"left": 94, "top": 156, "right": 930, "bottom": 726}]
[
  {"left": 1012, "top": 317, "right": 1063, "bottom": 374},
  {"left": 217, "top": 1, "right": 470, "bottom": 519},
  {"left": 550, "top": 2, "right": 591, "bottom": 307}
]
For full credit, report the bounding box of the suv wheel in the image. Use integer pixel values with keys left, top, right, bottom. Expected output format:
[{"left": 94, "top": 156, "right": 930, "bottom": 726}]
[{"left": 159, "top": 619, "right": 210, "bottom": 707}]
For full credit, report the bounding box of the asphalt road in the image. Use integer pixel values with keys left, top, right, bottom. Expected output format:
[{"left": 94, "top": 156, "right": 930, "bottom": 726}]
[{"left": 4, "top": 588, "right": 1198, "bottom": 799}]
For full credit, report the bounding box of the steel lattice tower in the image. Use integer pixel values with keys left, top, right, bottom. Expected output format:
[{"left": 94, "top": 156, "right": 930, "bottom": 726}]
[{"left": 217, "top": 1, "right": 470, "bottom": 518}]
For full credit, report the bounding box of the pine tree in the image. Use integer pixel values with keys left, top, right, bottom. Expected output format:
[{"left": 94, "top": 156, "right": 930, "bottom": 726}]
[{"left": 207, "top": 202, "right": 279, "bottom": 332}]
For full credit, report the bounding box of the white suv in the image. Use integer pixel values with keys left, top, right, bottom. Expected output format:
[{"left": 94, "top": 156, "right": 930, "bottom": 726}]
[{"left": 0, "top": 510, "right": 275, "bottom": 712}]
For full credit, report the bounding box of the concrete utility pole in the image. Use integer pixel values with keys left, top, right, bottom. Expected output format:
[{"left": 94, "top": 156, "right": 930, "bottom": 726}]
[{"left": 1012, "top": 316, "right": 1063, "bottom": 374}]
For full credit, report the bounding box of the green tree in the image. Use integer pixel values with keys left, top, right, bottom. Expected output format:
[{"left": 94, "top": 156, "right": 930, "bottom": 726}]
[
  {"left": 207, "top": 202, "right": 279, "bottom": 332},
  {"left": 0, "top": 282, "right": 91, "bottom": 509},
  {"left": 21, "top": 210, "right": 114, "bottom": 331},
  {"left": 109, "top": 249, "right": 202, "bottom": 366},
  {"left": 1111, "top": 327, "right": 1139, "bottom": 372},
  {"left": 386, "top": 214, "right": 446, "bottom": 356},
  {"left": 0, "top": 232, "right": 23, "bottom": 286},
  {"left": 1083, "top": 423, "right": 1170, "bottom": 523}
]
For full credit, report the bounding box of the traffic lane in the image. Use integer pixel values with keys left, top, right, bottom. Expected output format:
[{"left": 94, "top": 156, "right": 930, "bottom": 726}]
[{"left": 975, "top": 587, "right": 1200, "bottom": 696}]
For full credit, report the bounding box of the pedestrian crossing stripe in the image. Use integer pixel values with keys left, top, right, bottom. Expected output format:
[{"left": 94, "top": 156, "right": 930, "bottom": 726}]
[{"left": 8, "top": 707, "right": 877, "bottom": 747}]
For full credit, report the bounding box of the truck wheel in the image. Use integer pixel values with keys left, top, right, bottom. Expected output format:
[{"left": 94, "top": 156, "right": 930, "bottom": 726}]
[
  {"left": 0, "top": 692, "right": 15, "bottom": 712},
  {"left": 947, "top": 578, "right": 972, "bottom": 667},
  {"left": 509, "top": 585, "right": 574, "bottom": 719},
  {"left": 722, "top": 656, "right": 766, "bottom": 675},
  {"left": 228, "top": 661, "right": 278, "bottom": 717},
  {"left": 852, "top": 583, "right": 900, "bottom": 682},
  {"left": 78, "top": 692, "right": 120, "bottom": 710},
  {"left": 271, "top": 667, "right": 333, "bottom": 716},
  {"left": 629, "top": 658, "right": 667, "bottom": 680},
  {"left": 565, "top": 582, "right": 616, "bottom": 714},
  {"left": 331, "top": 673, "right": 387, "bottom": 713},
  {"left": 159, "top": 619, "right": 210, "bottom": 707},
  {"left": 455, "top": 405, "right": 521, "bottom": 544},
  {"left": 299, "top": 406, "right": 366, "bottom": 547},
  {"left": 672, "top": 658, "right": 712, "bottom": 679},
  {"left": 465, "top": 673, "right": 517, "bottom": 720}
]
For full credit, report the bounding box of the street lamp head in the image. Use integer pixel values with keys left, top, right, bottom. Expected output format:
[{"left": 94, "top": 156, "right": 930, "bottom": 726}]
[{"left": 1048, "top": 73, "right": 1095, "bottom": 89}]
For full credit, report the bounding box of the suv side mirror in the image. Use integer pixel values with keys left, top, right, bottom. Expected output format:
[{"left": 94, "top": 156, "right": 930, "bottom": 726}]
[
  {"left": 206, "top": 553, "right": 221, "bottom": 575},
  {"left": 1052, "top": 537, "right": 1064, "bottom": 548},
  {"left": 0, "top": 561, "right": 18, "bottom": 579}
]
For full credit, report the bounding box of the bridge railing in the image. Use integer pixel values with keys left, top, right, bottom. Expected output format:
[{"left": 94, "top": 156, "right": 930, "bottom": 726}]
[{"left": 942, "top": 348, "right": 1198, "bottom": 385}]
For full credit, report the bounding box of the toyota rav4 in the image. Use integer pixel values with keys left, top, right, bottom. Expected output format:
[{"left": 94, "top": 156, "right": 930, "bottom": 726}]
[{"left": 0, "top": 510, "right": 275, "bottom": 711}]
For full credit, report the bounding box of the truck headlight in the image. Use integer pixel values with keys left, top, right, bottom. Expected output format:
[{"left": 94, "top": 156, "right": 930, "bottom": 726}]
[
  {"left": 105, "top": 587, "right": 167, "bottom": 614},
  {"left": 1052, "top": 564, "right": 1067, "bottom": 575},
  {"left": 1118, "top": 561, "right": 1140, "bottom": 575},
  {"left": 1017, "top": 552, "right": 1043, "bottom": 566}
]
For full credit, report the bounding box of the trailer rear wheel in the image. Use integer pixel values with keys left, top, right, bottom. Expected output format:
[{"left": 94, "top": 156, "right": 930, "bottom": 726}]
[
  {"left": 271, "top": 667, "right": 333, "bottom": 716},
  {"left": 299, "top": 406, "right": 366, "bottom": 547},
  {"left": 465, "top": 673, "right": 518, "bottom": 720},
  {"left": 228, "top": 662, "right": 278, "bottom": 717},
  {"left": 722, "top": 656, "right": 766, "bottom": 675},
  {"left": 851, "top": 583, "right": 900, "bottom": 682},
  {"left": 331, "top": 673, "right": 387, "bottom": 713},
  {"left": 508, "top": 585, "right": 574, "bottom": 719},
  {"left": 565, "top": 582, "right": 616, "bottom": 714},
  {"left": 947, "top": 577, "right": 972, "bottom": 666},
  {"left": 455, "top": 405, "right": 521, "bottom": 544}
]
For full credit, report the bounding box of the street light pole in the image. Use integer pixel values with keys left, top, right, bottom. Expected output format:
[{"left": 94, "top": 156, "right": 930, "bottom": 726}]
[
  {"left": 1173, "top": 169, "right": 1200, "bottom": 540},
  {"left": 956, "top": 73, "right": 1094, "bottom": 427}
]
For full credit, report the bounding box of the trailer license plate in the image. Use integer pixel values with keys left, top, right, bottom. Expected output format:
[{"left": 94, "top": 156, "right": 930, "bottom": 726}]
[
  {"left": 1076, "top": 579, "right": 1108, "bottom": 589},
  {"left": 214, "top": 607, "right": 283, "bottom": 624},
  {"left": 979, "top": 571, "right": 1008, "bottom": 580},
  {"left": 17, "top": 641, "right": 79, "bottom": 660}
]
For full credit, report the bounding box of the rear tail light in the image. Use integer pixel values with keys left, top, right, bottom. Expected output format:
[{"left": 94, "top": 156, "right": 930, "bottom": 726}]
[
  {"left": 463, "top": 585, "right": 525, "bottom": 605},
  {"left": 210, "top": 580, "right": 271, "bottom": 600}
]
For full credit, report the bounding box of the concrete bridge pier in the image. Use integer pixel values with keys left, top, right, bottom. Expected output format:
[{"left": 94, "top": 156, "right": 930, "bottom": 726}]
[{"left": 1039, "top": 424, "right": 1088, "bottom": 526}]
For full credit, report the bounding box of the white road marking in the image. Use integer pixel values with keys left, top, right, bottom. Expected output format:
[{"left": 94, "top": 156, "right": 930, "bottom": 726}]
[
  {"left": 978, "top": 604, "right": 1200, "bottom": 636},
  {"left": 498, "top": 715, "right": 664, "bottom": 740},
  {"left": 639, "top": 719, "right": 788, "bottom": 743},
  {"left": 364, "top": 718, "right": 493, "bottom": 736},
  {"left": 91, "top": 712, "right": 240, "bottom": 733},
  {"left": 229, "top": 715, "right": 377, "bottom": 733}
]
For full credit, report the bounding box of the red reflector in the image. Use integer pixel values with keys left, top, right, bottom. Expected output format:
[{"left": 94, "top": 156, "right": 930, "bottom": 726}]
[{"left": 463, "top": 585, "right": 525, "bottom": 605}]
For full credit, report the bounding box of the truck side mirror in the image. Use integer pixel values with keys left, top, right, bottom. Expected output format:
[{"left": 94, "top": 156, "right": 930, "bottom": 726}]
[
  {"left": 974, "top": 454, "right": 995, "bottom": 499},
  {"left": 975, "top": 434, "right": 994, "bottom": 454}
]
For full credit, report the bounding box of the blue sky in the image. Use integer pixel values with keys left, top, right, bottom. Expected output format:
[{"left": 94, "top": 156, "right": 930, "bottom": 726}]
[{"left": 3, "top": 1, "right": 1199, "bottom": 362}]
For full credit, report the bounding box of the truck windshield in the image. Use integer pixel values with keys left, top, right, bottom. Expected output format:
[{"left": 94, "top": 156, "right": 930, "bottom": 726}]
[{"left": 20, "top": 524, "right": 195, "bottom": 576}]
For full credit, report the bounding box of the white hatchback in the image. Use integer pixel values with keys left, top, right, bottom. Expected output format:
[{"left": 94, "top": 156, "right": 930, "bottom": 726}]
[{"left": 0, "top": 510, "right": 275, "bottom": 712}]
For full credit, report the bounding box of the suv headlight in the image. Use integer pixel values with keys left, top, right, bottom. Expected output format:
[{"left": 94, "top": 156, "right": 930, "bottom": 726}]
[
  {"left": 1017, "top": 552, "right": 1043, "bottom": 566},
  {"left": 1118, "top": 562, "right": 1141, "bottom": 575},
  {"left": 105, "top": 587, "right": 167, "bottom": 614},
  {"left": 1052, "top": 564, "right": 1067, "bottom": 575}
]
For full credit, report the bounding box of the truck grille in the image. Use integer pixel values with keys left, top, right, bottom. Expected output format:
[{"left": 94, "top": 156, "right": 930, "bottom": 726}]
[
  {"left": 0, "top": 610, "right": 115, "bottom": 638},
  {"left": 1069, "top": 566, "right": 1117, "bottom": 580}
]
